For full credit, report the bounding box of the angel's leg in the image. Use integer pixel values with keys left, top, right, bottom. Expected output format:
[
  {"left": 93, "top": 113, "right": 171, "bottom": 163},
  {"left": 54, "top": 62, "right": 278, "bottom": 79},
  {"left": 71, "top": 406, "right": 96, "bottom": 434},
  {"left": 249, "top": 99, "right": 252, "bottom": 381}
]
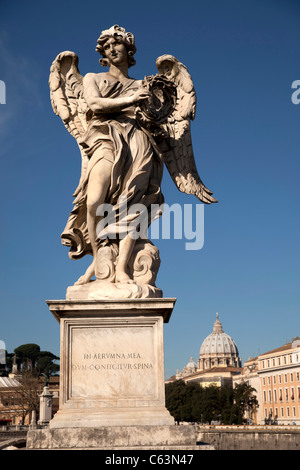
[
  {"left": 75, "top": 155, "right": 113, "bottom": 285},
  {"left": 115, "top": 235, "right": 136, "bottom": 283},
  {"left": 76, "top": 150, "right": 137, "bottom": 285},
  {"left": 87, "top": 158, "right": 113, "bottom": 252}
]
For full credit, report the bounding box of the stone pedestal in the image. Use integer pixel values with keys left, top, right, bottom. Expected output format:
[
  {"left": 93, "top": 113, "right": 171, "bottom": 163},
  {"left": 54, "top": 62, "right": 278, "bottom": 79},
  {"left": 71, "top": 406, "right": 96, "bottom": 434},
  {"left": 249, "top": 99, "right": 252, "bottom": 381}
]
[
  {"left": 27, "top": 297, "right": 206, "bottom": 449},
  {"left": 47, "top": 298, "right": 175, "bottom": 429}
]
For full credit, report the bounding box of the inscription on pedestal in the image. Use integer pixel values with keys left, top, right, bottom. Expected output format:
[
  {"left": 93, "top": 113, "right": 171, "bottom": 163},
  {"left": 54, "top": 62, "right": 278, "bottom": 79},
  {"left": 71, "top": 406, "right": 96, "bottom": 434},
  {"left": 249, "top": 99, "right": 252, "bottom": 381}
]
[
  {"left": 70, "top": 325, "right": 157, "bottom": 399},
  {"left": 72, "top": 352, "right": 153, "bottom": 370}
]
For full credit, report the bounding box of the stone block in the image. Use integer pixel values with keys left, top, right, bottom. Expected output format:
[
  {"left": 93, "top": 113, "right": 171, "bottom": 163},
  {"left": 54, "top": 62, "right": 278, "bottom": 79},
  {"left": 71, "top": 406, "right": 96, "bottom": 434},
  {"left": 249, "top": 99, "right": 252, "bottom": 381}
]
[
  {"left": 26, "top": 425, "right": 204, "bottom": 450},
  {"left": 46, "top": 298, "right": 176, "bottom": 428}
]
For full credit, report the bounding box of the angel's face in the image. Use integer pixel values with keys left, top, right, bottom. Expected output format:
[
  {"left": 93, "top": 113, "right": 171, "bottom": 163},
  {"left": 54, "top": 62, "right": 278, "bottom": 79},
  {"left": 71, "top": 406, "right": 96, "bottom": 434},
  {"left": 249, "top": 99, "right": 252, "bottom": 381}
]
[{"left": 103, "top": 37, "right": 128, "bottom": 67}]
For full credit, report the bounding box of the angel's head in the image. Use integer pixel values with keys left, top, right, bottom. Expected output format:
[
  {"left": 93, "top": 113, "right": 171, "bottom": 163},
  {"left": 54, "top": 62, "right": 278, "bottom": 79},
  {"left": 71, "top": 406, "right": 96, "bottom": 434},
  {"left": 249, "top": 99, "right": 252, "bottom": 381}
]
[{"left": 96, "top": 25, "right": 136, "bottom": 68}]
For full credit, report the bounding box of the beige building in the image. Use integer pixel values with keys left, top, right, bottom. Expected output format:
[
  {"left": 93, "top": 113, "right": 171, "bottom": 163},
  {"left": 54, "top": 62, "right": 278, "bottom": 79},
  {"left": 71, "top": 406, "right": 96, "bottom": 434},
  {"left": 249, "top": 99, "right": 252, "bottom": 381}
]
[
  {"left": 233, "top": 338, "right": 300, "bottom": 425},
  {"left": 184, "top": 366, "right": 242, "bottom": 388},
  {"left": 257, "top": 337, "right": 300, "bottom": 425},
  {"left": 0, "top": 376, "right": 23, "bottom": 425}
]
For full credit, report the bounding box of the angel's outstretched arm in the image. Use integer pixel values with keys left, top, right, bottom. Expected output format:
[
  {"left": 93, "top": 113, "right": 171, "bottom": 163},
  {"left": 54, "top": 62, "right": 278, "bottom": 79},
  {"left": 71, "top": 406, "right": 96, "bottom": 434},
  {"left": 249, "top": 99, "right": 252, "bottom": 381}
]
[{"left": 83, "top": 74, "right": 150, "bottom": 113}]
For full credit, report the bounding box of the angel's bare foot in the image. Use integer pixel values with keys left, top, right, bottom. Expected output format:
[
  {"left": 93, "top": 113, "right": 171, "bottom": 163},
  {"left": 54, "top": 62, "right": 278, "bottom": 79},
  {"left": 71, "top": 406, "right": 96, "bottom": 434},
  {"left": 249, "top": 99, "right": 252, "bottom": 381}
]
[
  {"left": 74, "top": 260, "right": 95, "bottom": 285},
  {"left": 115, "top": 268, "right": 134, "bottom": 284}
]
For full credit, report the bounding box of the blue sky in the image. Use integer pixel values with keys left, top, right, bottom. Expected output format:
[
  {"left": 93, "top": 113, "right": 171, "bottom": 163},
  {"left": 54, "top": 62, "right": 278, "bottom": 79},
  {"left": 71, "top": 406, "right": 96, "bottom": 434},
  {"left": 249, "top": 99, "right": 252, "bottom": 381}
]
[{"left": 0, "top": 0, "right": 299, "bottom": 378}]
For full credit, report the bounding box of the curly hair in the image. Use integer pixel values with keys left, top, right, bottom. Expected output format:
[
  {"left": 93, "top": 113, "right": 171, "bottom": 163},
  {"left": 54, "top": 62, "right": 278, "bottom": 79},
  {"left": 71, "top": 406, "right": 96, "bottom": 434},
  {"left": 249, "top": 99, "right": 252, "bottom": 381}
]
[{"left": 96, "top": 24, "right": 137, "bottom": 68}]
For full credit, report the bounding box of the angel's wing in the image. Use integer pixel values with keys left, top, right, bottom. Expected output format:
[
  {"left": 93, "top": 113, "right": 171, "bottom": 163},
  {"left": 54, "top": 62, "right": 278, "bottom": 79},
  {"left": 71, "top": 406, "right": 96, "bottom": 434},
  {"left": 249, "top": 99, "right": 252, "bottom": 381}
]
[
  {"left": 156, "top": 54, "right": 217, "bottom": 204},
  {"left": 49, "top": 51, "right": 90, "bottom": 194}
]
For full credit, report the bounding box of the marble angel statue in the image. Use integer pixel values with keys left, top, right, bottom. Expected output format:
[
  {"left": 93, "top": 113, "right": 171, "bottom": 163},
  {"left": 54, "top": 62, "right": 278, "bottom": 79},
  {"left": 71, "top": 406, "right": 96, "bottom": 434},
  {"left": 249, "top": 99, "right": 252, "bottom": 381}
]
[{"left": 49, "top": 25, "right": 217, "bottom": 299}]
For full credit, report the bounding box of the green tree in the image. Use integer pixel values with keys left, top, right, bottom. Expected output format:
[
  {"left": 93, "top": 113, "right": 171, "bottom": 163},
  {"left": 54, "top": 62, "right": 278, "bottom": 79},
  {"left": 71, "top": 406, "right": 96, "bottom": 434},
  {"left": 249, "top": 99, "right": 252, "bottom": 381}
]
[
  {"left": 14, "top": 344, "right": 41, "bottom": 368},
  {"left": 220, "top": 385, "right": 234, "bottom": 424},
  {"left": 180, "top": 382, "right": 203, "bottom": 423},
  {"left": 201, "top": 385, "right": 222, "bottom": 424},
  {"left": 165, "top": 380, "right": 187, "bottom": 424},
  {"left": 189, "top": 383, "right": 205, "bottom": 423},
  {"left": 165, "top": 380, "right": 258, "bottom": 425},
  {"left": 13, "top": 344, "right": 59, "bottom": 376},
  {"left": 36, "top": 354, "right": 59, "bottom": 376},
  {"left": 233, "top": 382, "right": 258, "bottom": 424}
]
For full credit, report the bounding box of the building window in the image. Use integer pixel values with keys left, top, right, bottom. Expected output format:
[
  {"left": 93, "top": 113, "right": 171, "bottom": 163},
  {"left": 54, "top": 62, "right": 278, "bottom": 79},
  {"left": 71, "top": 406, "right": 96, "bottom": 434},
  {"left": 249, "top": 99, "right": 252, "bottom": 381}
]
[
  {"left": 263, "top": 377, "right": 265, "bottom": 385},
  {"left": 279, "top": 388, "right": 283, "bottom": 401},
  {"left": 287, "top": 407, "right": 290, "bottom": 417},
  {"left": 280, "top": 407, "right": 284, "bottom": 417},
  {"left": 279, "top": 375, "right": 282, "bottom": 384},
  {"left": 278, "top": 357, "right": 281, "bottom": 366},
  {"left": 284, "top": 374, "right": 288, "bottom": 383},
  {"left": 274, "top": 389, "right": 277, "bottom": 402},
  {"left": 291, "top": 373, "right": 294, "bottom": 382},
  {"left": 268, "top": 377, "right": 271, "bottom": 385},
  {"left": 285, "top": 388, "right": 289, "bottom": 401},
  {"left": 269, "top": 390, "right": 272, "bottom": 403},
  {"left": 292, "top": 407, "right": 296, "bottom": 417},
  {"left": 273, "top": 375, "right": 276, "bottom": 385},
  {"left": 291, "top": 388, "right": 295, "bottom": 401},
  {"left": 263, "top": 391, "right": 267, "bottom": 403}
]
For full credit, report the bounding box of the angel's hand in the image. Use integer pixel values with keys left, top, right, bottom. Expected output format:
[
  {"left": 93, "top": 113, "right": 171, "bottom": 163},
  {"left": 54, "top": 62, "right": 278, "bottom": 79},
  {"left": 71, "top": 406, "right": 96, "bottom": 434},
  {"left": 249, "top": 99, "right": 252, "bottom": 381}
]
[{"left": 130, "top": 87, "right": 151, "bottom": 105}]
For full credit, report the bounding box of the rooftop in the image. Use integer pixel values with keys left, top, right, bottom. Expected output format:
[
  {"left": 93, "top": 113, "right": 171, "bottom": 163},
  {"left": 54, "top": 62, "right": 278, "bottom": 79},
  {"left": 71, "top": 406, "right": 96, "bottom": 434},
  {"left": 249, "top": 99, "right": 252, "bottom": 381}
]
[{"left": 0, "top": 376, "right": 21, "bottom": 388}]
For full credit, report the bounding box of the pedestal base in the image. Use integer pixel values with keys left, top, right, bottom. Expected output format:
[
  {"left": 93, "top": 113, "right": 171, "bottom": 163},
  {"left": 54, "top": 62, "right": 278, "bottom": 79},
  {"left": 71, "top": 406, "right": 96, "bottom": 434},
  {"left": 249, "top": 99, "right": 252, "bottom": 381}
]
[
  {"left": 26, "top": 425, "right": 211, "bottom": 450},
  {"left": 66, "top": 280, "right": 163, "bottom": 300},
  {"left": 49, "top": 406, "right": 174, "bottom": 428}
]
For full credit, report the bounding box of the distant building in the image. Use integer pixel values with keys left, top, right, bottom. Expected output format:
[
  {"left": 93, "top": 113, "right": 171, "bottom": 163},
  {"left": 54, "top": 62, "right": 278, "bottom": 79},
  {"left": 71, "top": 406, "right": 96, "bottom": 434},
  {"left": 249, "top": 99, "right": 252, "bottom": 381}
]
[
  {"left": 197, "top": 313, "right": 241, "bottom": 371},
  {"left": 168, "top": 316, "right": 300, "bottom": 426},
  {"left": 169, "top": 314, "right": 242, "bottom": 387},
  {"left": 233, "top": 338, "right": 300, "bottom": 425},
  {"left": 0, "top": 358, "right": 59, "bottom": 425},
  {"left": 0, "top": 376, "right": 23, "bottom": 425},
  {"left": 257, "top": 337, "right": 300, "bottom": 425}
]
